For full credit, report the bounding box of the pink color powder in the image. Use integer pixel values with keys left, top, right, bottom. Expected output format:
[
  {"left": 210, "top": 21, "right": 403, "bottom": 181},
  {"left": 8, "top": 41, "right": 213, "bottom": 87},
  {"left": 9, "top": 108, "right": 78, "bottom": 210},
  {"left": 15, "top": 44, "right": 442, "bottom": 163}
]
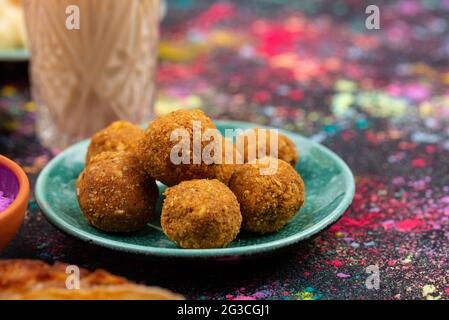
[
  {"left": 0, "top": 191, "right": 14, "bottom": 212},
  {"left": 0, "top": 164, "right": 20, "bottom": 212}
]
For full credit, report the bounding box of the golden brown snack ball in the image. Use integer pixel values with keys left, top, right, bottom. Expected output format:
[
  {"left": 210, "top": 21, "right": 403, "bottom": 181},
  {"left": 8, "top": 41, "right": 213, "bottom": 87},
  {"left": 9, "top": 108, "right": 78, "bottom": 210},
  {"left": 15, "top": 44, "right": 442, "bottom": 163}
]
[
  {"left": 161, "top": 179, "right": 242, "bottom": 249},
  {"left": 77, "top": 151, "right": 158, "bottom": 233},
  {"left": 86, "top": 121, "right": 144, "bottom": 165},
  {"left": 229, "top": 157, "right": 305, "bottom": 234},
  {"left": 239, "top": 128, "right": 298, "bottom": 167},
  {"left": 139, "top": 109, "right": 217, "bottom": 186},
  {"left": 213, "top": 138, "right": 244, "bottom": 185}
]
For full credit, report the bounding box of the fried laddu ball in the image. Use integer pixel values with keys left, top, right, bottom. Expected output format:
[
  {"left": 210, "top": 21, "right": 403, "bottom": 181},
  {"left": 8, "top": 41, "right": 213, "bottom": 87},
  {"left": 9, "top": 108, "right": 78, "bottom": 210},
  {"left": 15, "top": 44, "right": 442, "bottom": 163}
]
[
  {"left": 77, "top": 151, "right": 158, "bottom": 233},
  {"left": 138, "top": 109, "right": 217, "bottom": 186},
  {"left": 85, "top": 121, "right": 144, "bottom": 165},
  {"left": 240, "top": 128, "right": 298, "bottom": 167},
  {"left": 229, "top": 157, "right": 305, "bottom": 234},
  {"left": 161, "top": 179, "right": 242, "bottom": 249}
]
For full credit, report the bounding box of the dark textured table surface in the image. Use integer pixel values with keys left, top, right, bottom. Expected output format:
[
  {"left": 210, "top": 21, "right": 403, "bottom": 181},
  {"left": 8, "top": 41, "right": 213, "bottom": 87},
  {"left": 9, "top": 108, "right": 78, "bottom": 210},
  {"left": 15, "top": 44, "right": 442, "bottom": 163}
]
[{"left": 1, "top": 0, "right": 449, "bottom": 300}]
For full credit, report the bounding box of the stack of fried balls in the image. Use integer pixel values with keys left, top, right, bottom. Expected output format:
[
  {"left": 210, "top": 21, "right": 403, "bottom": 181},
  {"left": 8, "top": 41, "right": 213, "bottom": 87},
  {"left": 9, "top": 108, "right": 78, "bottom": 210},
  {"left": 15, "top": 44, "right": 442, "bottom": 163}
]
[{"left": 76, "top": 110, "right": 305, "bottom": 249}]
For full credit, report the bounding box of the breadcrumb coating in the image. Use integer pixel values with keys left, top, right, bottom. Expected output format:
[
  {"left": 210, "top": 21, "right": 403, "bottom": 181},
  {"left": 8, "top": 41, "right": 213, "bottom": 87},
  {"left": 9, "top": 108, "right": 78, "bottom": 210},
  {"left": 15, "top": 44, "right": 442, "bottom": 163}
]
[
  {"left": 161, "top": 179, "right": 242, "bottom": 249},
  {"left": 229, "top": 157, "right": 305, "bottom": 234},
  {"left": 77, "top": 151, "right": 158, "bottom": 233},
  {"left": 85, "top": 121, "right": 144, "bottom": 165}
]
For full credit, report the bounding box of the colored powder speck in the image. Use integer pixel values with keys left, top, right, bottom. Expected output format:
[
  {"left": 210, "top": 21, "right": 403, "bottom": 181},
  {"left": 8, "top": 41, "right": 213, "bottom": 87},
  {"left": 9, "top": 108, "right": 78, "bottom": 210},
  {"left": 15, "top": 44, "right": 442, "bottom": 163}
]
[
  {"left": 295, "top": 291, "right": 313, "bottom": 300},
  {"left": 336, "top": 273, "right": 351, "bottom": 278},
  {"left": 232, "top": 296, "right": 256, "bottom": 300},
  {"left": 364, "top": 241, "right": 376, "bottom": 247},
  {"left": 422, "top": 285, "right": 441, "bottom": 300},
  {"left": 401, "top": 255, "right": 413, "bottom": 264},
  {"left": 0, "top": 191, "right": 14, "bottom": 212},
  {"left": 411, "top": 158, "right": 427, "bottom": 167},
  {"left": 382, "top": 219, "right": 395, "bottom": 230},
  {"left": 293, "top": 287, "right": 320, "bottom": 300},
  {"left": 226, "top": 290, "right": 272, "bottom": 300},
  {"left": 252, "top": 290, "right": 271, "bottom": 299},
  {"left": 327, "top": 259, "right": 344, "bottom": 267},
  {"left": 351, "top": 242, "right": 360, "bottom": 249},
  {"left": 395, "top": 218, "right": 426, "bottom": 232}
]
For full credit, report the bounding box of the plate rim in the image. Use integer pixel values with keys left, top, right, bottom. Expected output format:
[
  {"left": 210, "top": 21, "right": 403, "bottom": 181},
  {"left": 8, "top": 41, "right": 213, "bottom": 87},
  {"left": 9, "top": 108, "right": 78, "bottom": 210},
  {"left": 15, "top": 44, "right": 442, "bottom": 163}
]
[{"left": 35, "top": 120, "right": 355, "bottom": 258}]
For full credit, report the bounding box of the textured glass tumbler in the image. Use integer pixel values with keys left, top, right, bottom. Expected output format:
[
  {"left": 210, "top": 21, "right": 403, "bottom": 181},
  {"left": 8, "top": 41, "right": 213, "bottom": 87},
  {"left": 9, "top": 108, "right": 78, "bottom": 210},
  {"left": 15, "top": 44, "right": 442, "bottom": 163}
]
[{"left": 23, "top": 0, "right": 160, "bottom": 149}]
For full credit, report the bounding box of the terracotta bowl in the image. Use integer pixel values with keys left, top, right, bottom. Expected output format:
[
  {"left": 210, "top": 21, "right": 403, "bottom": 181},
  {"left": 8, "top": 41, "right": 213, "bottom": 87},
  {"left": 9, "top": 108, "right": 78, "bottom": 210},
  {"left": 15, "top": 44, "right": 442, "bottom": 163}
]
[{"left": 0, "top": 155, "right": 29, "bottom": 251}]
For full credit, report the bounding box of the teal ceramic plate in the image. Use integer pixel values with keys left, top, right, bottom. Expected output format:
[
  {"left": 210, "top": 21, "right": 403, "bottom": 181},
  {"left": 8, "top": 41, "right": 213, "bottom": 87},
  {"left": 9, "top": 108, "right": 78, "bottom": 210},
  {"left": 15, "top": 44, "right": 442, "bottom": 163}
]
[
  {"left": 36, "top": 120, "right": 355, "bottom": 259},
  {"left": 0, "top": 49, "right": 29, "bottom": 62}
]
